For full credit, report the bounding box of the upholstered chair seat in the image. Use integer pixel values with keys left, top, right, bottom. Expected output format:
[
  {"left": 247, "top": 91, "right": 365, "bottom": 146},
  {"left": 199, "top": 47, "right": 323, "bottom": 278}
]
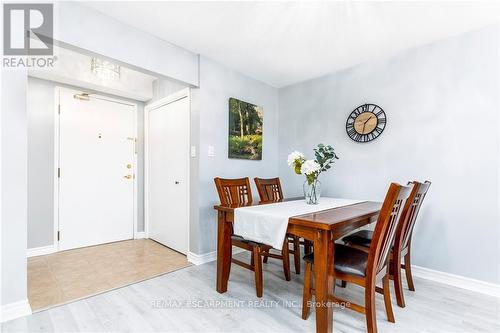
[
  {"left": 343, "top": 230, "right": 374, "bottom": 248},
  {"left": 231, "top": 234, "right": 260, "bottom": 246},
  {"left": 303, "top": 244, "right": 368, "bottom": 278}
]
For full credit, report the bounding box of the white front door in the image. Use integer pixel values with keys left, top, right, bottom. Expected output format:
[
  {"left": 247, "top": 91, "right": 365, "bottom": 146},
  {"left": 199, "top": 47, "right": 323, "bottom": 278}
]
[
  {"left": 58, "top": 87, "right": 136, "bottom": 251},
  {"left": 147, "top": 90, "right": 189, "bottom": 254}
]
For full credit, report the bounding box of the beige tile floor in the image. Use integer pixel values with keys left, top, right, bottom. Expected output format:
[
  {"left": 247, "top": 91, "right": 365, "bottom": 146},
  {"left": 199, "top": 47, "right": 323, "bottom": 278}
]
[{"left": 27, "top": 239, "right": 191, "bottom": 311}]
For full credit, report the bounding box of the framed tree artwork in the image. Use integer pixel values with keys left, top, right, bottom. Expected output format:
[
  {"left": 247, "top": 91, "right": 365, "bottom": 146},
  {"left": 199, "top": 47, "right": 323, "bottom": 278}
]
[{"left": 228, "top": 98, "right": 263, "bottom": 160}]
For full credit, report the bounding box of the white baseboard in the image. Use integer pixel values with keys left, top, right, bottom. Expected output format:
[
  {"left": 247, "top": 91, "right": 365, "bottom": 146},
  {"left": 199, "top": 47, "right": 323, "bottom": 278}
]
[
  {"left": 187, "top": 251, "right": 216, "bottom": 265},
  {"left": 26, "top": 244, "right": 57, "bottom": 258},
  {"left": 187, "top": 248, "right": 246, "bottom": 266},
  {"left": 1, "top": 299, "right": 32, "bottom": 323},
  {"left": 135, "top": 231, "right": 146, "bottom": 239},
  {"left": 412, "top": 265, "right": 500, "bottom": 298}
]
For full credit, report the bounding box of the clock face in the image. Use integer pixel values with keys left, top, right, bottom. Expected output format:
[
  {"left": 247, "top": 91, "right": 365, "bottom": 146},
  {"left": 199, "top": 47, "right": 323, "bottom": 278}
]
[{"left": 346, "top": 104, "right": 386, "bottom": 143}]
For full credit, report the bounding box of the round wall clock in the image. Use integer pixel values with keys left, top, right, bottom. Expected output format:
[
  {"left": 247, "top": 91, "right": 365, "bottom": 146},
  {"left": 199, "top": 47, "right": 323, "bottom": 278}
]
[{"left": 346, "top": 103, "right": 386, "bottom": 143}]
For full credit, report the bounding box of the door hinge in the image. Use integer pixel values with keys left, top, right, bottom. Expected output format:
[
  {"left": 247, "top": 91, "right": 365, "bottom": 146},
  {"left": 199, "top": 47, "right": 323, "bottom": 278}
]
[
  {"left": 57, "top": 168, "right": 60, "bottom": 178},
  {"left": 58, "top": 104, "right": 61, "bottom": 114},
  {"left": 127, "top": 137, "right": 138, "bottom": 155},
  {"left": 57, "top": 231, "right": 60, "bottom": 241}
]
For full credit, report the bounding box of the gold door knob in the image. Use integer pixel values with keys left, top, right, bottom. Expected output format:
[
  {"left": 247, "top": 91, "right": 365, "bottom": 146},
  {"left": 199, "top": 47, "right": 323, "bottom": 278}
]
[{"left": 124, "top": 175, "right": 132, "bottom": 179}]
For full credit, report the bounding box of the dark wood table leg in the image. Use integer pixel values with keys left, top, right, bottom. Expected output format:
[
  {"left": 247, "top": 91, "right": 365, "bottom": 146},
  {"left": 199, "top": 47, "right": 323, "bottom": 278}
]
[
  {"left": 216, "top": 211, "right": 232, "bottom": 293},
  {"left": 313, "top": 230, "right": 335, "bottom": 333},
  {"left": 304, "top": 239, "right": 313, "bottom": 256}
]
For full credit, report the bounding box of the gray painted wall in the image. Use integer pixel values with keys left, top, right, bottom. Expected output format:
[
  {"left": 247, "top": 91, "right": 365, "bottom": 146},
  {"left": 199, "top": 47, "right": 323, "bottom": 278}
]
[
  {"left": 190, "top": 56, "right": 279, "bottom": 254},
  {"left": 278, "top": 26, "right": 499, "bottom": 284},
  {"left": 2, "top": 70, "right": 28, "bottom": 306},
  {"left": 27, "top": 77, "right": 146, "bottom": 249}
]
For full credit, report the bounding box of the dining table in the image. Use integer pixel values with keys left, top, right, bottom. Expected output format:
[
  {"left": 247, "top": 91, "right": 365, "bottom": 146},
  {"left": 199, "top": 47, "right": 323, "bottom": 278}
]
[{"left": 213, "top": 199, "right": 382, "bottom": 333}]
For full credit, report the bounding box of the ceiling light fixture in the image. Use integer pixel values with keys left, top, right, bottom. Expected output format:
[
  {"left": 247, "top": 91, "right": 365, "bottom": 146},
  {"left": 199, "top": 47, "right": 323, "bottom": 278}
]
[{"left": 91, "top": 57, "right": 121, "bottom": 80}]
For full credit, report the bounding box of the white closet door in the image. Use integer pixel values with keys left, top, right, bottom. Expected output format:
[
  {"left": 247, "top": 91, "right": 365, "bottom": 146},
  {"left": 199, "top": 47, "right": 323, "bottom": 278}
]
[
  {"left": 147, "top": 93, "right": 189, "bottom": 254},
  {"left": 58, "top": 88, "right": 135, "bottom": 251}
]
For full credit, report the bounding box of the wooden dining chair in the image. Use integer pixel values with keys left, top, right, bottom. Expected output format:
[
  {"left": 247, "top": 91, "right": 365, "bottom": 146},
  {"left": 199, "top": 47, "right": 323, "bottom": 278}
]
[
  {"left": 254, "top": 177, "right": 307, "bottom": 274},
  {"left": 254, "top": 177, "right": 284, "bottom": 203},
  {"left": 342, "top": 180, "right": 431, "bottom": 307},
  {"left": 301, "top": 183, "right": 413, "bottom": 333},
  {"left": 213, "top": 177, "right": 291, "bottom": 298}
]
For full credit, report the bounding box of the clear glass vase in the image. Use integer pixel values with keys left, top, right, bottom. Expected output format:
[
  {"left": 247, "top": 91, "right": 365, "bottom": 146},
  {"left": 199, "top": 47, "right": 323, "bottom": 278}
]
[{"left": 303, "top": 179, "right": 321, "bottom": 205}]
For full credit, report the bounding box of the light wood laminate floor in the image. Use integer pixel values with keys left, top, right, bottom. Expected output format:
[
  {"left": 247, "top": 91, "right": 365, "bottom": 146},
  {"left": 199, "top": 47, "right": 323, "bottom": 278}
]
[
  {"left": 27, "top": 239, "right": 190, "bottom": 311},
  {"left": 5, "top": 251, "right": 499, "bottom": 332}
]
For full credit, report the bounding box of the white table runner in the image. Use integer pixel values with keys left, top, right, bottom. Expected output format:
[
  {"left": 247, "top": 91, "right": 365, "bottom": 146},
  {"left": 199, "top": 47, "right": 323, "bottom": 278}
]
[{"left": 233, "top": 198, "right": 363, "bottom": 250}]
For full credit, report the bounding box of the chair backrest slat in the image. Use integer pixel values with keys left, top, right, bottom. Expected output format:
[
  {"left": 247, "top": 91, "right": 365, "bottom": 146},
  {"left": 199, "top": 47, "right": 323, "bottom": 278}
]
[
  {"left": 254, "top": 177, "right": 283, "bottom": 203},
  {"left": 214, "top": 177, "right": 252, "bottom": 206},
  {"left": 368, "top": 183, "right": 413, "bottom": 275},
  {"left": 397, "top": 181, "right": 431, "bottom": 251}
]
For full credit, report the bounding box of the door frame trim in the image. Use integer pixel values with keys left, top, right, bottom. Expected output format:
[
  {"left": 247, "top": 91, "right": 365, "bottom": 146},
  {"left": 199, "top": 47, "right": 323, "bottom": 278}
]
[
  {"left": 53, "top": 86, "right": 139, "bottom": 252},
  {"left": 144, "top": 88, "right": 191, "bottom": 254}
]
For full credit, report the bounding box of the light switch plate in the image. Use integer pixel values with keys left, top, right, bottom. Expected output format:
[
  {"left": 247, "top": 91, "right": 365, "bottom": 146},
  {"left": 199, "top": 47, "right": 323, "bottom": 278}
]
[
  {"left": 208, "top": 145, "right": 215, "bottom": 157},
  {"left": 190, "top": 146, "right": 196, "bottom": 157}
]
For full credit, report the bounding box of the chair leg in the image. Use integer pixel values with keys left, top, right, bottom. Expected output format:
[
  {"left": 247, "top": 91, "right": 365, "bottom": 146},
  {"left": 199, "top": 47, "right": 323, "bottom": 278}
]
[
  {"left": 365, "top": 281, "right": 378, "bottom": 333},
  {"left": 340, "top": 280, "right": 347, "bottom": 288},
  {"left": 404, "top": 253, "right": 415, "bottom": 291},
  {"left": 262, "top": 249, "right": 269, "bottom": 263},
  {"left": 302, "top": 262, "right": 313, "bottom": 320},
  {"left": 253, "top": 246, "right": 263, "bottom": 298},
  {"left": 383, "top": 273, "right": 395, "bottom": 323},
  {"left": 304, "top": 239, "right": 312, "bottom": 255},
  {"left": 281, "top": 239, "right": 291, "bottom": 281},
  {"left": 293, "top": 236, "right": 301, "bottom": 274},
  {"left": 392, "top": 257, "right": 406, "bottom": 308}
]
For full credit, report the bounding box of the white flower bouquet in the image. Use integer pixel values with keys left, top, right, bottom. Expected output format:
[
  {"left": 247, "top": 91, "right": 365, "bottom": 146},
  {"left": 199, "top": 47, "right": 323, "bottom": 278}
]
[{"left": 287, "top": 144, "right": 339, "bottom": 204}]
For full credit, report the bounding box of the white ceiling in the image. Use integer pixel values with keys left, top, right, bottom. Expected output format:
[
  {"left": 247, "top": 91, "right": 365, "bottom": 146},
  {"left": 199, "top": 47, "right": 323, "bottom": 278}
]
[{"left": 84, "top": 1, "right": 499, "bottom": 88}]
